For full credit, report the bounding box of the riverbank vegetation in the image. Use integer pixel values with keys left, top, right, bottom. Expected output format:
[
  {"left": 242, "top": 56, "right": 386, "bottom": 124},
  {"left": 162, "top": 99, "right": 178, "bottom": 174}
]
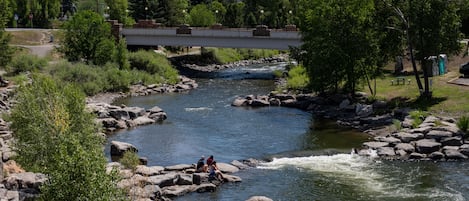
[
  {"left": 202, "top": 47, "right": 279, "bottom": 64},
  {"left": 8, "top": 75, "right": 126, "bottom": 200}
]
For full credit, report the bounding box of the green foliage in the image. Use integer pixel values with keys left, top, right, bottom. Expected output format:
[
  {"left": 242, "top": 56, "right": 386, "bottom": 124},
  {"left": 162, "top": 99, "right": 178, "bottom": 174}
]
[
  {"left": 105, "top": 0, "right": 132, "bottom": 25},
  {"left": 286, "top": 65, "right": 309, "bottom": 90},
  {"left": 9, "top": 75, "right": 126, "bottom": 200},
  {"left": 202, "top": 48, "right": 279, "bottom": 64},
  {"left": 60, "top": 10, "right": 115, "bottom": 65},
  {"left": 297, "top": 0, "right": 389, "bottom": 94},
  {"left": 409, "top": 110, "right": 428, "bottom": 128},
  {"left": 11, "top": 0, "right": 61, "bottom": 28},
  {"left": 115, "top": 38, "right": 130, "bottom": 70},
  {"left": 392, "top": 119, "right": 402, "bottom": 131},
  {"left": 128, "top": 50, "right": 179, "bottom": 84},
  {"left": 120, "top": 151, "right": 140, "bottom": 170},
  {"left": 189, "top": 4, "right": 216, "bottom": 26},
  {"left": 8, "top": 53, "right": 48, "bottom": 75},
  {"left": 0, "top": 0, "right": 13, "bottom": 68},
  {"left": 128, "top": 0, "right": 159, "bottom": 21},
  {"left": 159, "top": 0, "right": 189, "bottom": 26},
  {"left": 225, "top": 2, "right": 244, "bottom": 28},
  {"left": 457, "top": 116, "right": 469, "bottom": 134},
  {"left": 49, "top": 61, "right": 106, "bottom": 96},
  {"left": 103, "top": 63, "right": 132, "bottom": 92}
]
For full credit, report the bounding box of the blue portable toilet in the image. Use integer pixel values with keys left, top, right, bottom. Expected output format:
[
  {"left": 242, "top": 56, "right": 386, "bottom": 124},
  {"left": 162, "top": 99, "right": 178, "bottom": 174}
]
[{"left": 438, "top": 54, "right": 447, "bottom": 75}]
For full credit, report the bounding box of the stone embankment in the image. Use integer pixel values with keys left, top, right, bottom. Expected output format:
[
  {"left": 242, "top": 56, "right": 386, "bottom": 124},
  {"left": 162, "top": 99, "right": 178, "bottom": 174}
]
[
  {"left": 232, "top": 91, "right": 468, "bottom": 161},
  {"left": 357, "top": 115, "right": 468, "bottom": 161},
  {"left": 109, "top": 140, "right": 263, "bottom": 200},
  {"left": 87, "top": 76, "right": 197, "bottom": 133}
]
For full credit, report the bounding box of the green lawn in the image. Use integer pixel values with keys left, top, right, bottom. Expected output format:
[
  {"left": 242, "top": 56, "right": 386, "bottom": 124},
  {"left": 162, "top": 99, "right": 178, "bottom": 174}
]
[{"left": 371, "top": 71, "right": 469, "bottom": 116}]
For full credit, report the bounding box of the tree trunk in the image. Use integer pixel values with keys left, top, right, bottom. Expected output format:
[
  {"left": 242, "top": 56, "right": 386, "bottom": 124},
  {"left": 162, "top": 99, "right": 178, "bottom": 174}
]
[{"left": 407, "top": 32, "right": 424, "bottom": 95}]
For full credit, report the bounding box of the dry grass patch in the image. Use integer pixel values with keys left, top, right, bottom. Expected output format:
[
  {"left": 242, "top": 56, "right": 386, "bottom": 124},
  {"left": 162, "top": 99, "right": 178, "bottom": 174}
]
[{"left": 9, "top": 31, "right": 43, "bottom": 45}]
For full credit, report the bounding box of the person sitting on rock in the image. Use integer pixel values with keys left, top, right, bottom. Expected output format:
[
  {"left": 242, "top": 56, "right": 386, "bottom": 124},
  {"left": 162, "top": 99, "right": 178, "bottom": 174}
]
[
  {"left": 206, "top": 155, "right": 214, "bottom": 166},
  {"left": 208, "top": 161, "right": 224, "bottom": 181},
  {"left": 196, "top": 156, "right": 206, "bottom": 173}
]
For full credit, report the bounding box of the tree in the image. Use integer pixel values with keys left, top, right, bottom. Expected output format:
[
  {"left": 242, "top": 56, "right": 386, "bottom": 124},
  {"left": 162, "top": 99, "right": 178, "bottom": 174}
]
[
  {"left": 128, "top": 0, "right": 159, "bottom": 21},
  {"left": 9, "top": 75, "right": 126, "bottom": 200},
  {"left": 224, "top": 2, "right": 244, "bottom": 27},
  {"left": 59, "top": 10, "right": 115, "bottom": 65},
  {"left": 159, "top": 0, "right": 189, "bottom": 26},
  {"left": 210, "top": 1, "right": 226, "bottom": 24},
  {"left": 0, "top": 0, "right": 13, "bottom": 68},
  {"left": 104, "top": 0, "right": 133, "bottom": 25},
  {"left": 297, "top": 0, "right": 395, "bottom": 94},
  {"left": 189, "top": 4, "right": 215, "bottom": 26},
  {"left": 13, "top": 0, "right": 61, "bottom": 28}
]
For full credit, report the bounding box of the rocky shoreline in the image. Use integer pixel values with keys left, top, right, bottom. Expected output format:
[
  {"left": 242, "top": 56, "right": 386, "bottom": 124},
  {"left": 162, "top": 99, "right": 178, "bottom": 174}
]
[{"left": 232, "top": 91, "right": 469, "bottom": 161}]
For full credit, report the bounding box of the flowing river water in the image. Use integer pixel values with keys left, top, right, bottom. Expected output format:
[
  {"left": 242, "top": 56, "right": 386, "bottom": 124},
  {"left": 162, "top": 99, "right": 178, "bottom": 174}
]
[{"left": 106, "top": 63, "right": 468, "bottom": 201}]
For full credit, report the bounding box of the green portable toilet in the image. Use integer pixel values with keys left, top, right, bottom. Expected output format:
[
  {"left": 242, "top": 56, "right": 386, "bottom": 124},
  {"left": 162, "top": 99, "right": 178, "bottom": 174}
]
[{"left": 438, "top": 54, "right": 447, "bottom": 75}]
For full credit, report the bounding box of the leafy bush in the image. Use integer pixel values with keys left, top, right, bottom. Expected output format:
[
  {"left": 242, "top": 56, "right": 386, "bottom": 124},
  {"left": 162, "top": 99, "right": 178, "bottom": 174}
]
[
  {"left": 49, "top": 61, "right": 106, "bottom": 95},
  {"left": 103, "top": 64, "right": 132, "bottom": 92},
  {"left": 9, "top": 75, "right": 126, "bottom": 200},
  {"left": 457, "top": 116, "right": 469, "bottom": 134},
  {"left": 287, "top": 65, "right": 309, "bottom": 90},
  {"left": 120, "top": 151, "right": 140, "bottom": 171},
  {"left": 128, "top": 50, "right": 179, "bottom": 83},
  {"left": 8, "top": 54, "right": 48, "bottom": 75},
  {"left": 392, "top": 119, "right": 402, "bottom": 131},
  {"left": 409, "top": 110, "right": 428, "bottom": 128}
]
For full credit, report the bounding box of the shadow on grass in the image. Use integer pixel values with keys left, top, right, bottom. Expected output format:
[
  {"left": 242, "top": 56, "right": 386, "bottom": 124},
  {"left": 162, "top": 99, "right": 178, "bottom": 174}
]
[{"left": 388, "top": 96, "right": 448, "bottom": 111}]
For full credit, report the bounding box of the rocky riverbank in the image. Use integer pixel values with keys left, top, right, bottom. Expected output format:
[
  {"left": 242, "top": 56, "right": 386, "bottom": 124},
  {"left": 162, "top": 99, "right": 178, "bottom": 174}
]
[
  {"left": 108, "top": 140, "right": 261, "bottom": 200},
  {"left": 231, "top": 91, "right": 469, "bottom": 161}
]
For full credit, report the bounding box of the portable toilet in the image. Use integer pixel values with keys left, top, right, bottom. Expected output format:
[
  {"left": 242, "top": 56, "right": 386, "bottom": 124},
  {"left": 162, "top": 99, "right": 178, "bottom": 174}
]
[
  {"left": 425, "top": 56, "right": 439, "bottom": 77},
  {"left": 438, "top": 54, "right": 447, "bottom": 75}
]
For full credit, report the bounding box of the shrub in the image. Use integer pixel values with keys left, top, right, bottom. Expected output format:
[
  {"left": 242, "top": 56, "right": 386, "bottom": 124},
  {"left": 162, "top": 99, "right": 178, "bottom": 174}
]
[
  {"left": 409, "top": 110, "right": 428, "bottom": 128},
  {"left": 128, "top": 50, "right": 179, "bottom": 83},
  {"left": 287, "top": 65, "right": 309, "bottom": 91},
  {"left": 9, "top": 75, "right": 126, "bottom": 200},
  {"left": 457, "top": 116, "right": 469, "bottom": 134},
  {"left": 392, "top": 119, "right": 402, "bottom": 131},
  {"left": 120, "top": 151, "right": 140, "bottom": 171},
  {"left": 8, "top": 54, "right": 48, "bottom": 75},
  {"left": 49, "top": 62, "right": 106, "bottom": 96}
]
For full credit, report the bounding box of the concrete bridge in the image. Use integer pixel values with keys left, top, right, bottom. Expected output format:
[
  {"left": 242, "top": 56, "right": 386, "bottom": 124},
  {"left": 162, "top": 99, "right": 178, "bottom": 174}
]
[{"left": 112, "top": 20, "right": 302, "bottom": 50}]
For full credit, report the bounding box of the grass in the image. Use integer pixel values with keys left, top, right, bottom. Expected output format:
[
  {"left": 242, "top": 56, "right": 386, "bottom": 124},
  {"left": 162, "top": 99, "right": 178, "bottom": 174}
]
[
  {"left": 8, "top": 31, "right": 43, "bottom": 45},
  {"left": 369, "top": 70, "right": 469, "bottom": 115}
]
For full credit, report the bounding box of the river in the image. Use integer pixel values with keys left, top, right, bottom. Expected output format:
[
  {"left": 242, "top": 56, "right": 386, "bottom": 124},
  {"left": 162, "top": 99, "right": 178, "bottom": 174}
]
[{"left": 106, "top": 63, "right": 468, "bottom": 201}]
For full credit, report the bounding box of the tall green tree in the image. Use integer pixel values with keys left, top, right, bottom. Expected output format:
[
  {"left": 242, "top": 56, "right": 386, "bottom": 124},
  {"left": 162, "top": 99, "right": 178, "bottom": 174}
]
[
  {"left": 14, "top": 0, "right": 61, "bottom": 28},
  {"left": 128, "top": 0, "right": 159, "bottom": 21},
  {"left": 9, "top": 75, "right": 126, "bottom": 200},
  {"left": 0, "top": 0, "right": 13, "bottom": 68},
  {"left": 59, "top": 10, "right": 115, "bottom": 65},
  {"left": 297, "top": 0, "right": 394, "bottom": 94},
  {"left": 104, "top": 0, "right": 133, "bottom": 25},
  {"left": 189, "top": 4, "right": 215, "bottom": 26},
  {"left": 402, "top": 0, "right": 462, "bottom": 98},
  {"left": 160, "top": 0, "right": 189, "bottom": 26},
  {"left": 210, "top": 1, "right": 226, "bottom": 24},
  {"left": 224, "top": 2, "right": 244, "bottom": 27}
]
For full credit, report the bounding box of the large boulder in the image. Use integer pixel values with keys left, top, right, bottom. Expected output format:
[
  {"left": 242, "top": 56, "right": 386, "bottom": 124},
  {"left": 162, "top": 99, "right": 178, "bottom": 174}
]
[
  {"left": 193, "top": 183, "right": 217, "bottom": 193},
  {"left": 395, "top": 143, "right": 415, "bottom": 153},
  {"left": 355, "top": 104, "right": 373, "bottom": 117},
  {"left": 232, "top": 98, "right": 248, "bottom": 107},
  {"left": 246, "top": 196, "right": 274, "bottom": 201},
  {"left": 162, "top": 185, "right": 193, "bottom": 197},
  {"left": 363, "top": 141, "right": 389, "bottom": 149},
  {"left": 135, "top": 165, "right": 164, "bottom": 176},
  {"left": 392, "top": 132, "right": 424, "bottom": 143},
  {"left": 415, "top": 139, "right": 441, "bottom": 154},
  {"left": 429, "top": 151, "right": 445, "bottom": 160},
  {"left": 441, "top": 137, "right": 463, "bottom": 146},
  {"left": 3, "top": 172, "right": 47, "bottom": 190},
  {"left": 250, "top": 99, "right": 270, "bottom": 107},
  {"left": 426, "top": 130, "right": 453, "bottom": 141},
  {"left": 377, "top": 147, "right": 396, "bottom": 157},
  {"left": 109, "top": 109, "right": 131, "bottom": 120},
  {"left": 444, "top": 149, "right": 468, "bottom": 160},
  {"left": 128, "top": 116, "right": 156, "bottom": 127},
  {"left": 110, "top": 141, "right": 138, "bottom": 156},
  {"left": 125, "top": 107, "right": 146, "bottom": 119},
  {"left": 217, "top": 163, "right": 240, "bottom": 173},
  {"left": 147, "top": 173, "right": 179, "bottom": 187}
]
